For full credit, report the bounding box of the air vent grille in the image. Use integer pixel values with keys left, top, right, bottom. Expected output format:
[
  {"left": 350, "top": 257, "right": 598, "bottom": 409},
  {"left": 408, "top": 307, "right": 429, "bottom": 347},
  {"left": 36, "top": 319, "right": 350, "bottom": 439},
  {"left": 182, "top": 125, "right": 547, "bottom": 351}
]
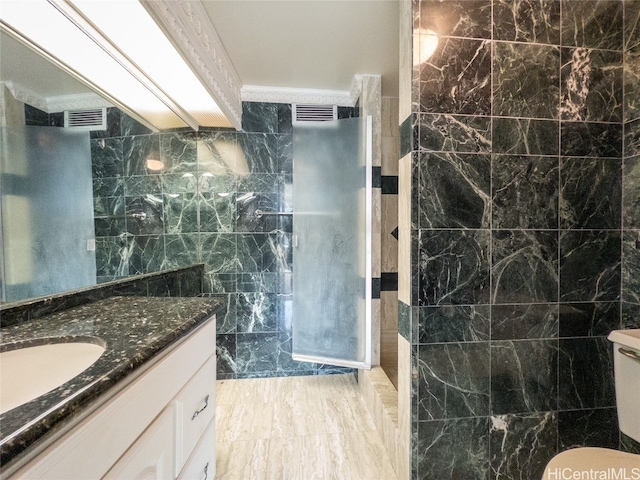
[
  {"left": 64, "top": 108, "right": 107, "bottom": 131},
  {"left": 292, "top": 104, "right": 337, "bottom": 123}
]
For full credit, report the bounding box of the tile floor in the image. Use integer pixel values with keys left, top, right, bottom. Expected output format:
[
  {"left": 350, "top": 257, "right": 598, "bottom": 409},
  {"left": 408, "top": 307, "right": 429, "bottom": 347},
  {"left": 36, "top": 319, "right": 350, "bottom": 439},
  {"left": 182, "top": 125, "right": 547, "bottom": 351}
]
[{"left": 215, "top": 374, "right": 397, "bottom": 480}]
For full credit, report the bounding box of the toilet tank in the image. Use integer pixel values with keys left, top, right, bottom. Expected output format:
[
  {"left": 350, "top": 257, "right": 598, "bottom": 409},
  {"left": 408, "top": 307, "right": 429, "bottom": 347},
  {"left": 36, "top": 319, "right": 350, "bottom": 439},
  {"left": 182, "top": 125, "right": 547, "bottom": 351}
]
[{"left": 608, "top": 329, "right": 640, "bottom": 443}]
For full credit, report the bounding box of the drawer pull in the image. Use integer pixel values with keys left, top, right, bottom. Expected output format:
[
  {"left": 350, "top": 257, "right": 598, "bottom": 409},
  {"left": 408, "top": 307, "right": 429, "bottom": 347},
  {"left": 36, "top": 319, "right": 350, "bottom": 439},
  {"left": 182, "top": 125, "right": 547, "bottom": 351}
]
[
  {"left": 192, "top": 394, "right": 210, "bottom": 420},
  {"left": 202, "top": 462, "right": 209, "bottom": 480}
]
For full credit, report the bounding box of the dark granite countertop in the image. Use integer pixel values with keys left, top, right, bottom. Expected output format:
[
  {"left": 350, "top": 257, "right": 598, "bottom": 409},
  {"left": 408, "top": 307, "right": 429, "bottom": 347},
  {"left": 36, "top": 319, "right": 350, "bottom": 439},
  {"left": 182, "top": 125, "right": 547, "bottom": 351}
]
[{"left": 0, "top": 295, "right": 225, "bottom": 471}]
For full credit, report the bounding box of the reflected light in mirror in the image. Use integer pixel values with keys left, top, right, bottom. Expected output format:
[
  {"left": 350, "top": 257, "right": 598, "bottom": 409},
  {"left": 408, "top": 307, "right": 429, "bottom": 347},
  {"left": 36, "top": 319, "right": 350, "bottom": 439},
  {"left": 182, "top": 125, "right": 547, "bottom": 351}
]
[
  {"left": 0, "top": 0, "right": 233, "bottom": 131},
  {"left": 3, "top": 196, "right": 33, "bottom": 286},
  {"left": 66, "top": 0, "right": 231, "bottom": 129},
  {"left": 196, "top": 139, "right": 248, "bottom": 175},
  {"left": 145, "top": 158, "right": 164, "bottom": 171},
  {"left": 413, "top": 28, "right": 439, "bottom": 66}
]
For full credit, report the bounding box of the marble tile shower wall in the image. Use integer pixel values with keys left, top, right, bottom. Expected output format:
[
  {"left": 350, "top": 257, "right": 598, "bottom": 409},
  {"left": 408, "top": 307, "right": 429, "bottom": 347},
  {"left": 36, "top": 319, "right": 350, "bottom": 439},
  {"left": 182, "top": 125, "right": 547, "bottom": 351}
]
[
  {"left": 91, "top": 103, "right": 354, "bottom": 379},
  {"left": 403, "top": 1, "right": 640, "bottom": 478}
]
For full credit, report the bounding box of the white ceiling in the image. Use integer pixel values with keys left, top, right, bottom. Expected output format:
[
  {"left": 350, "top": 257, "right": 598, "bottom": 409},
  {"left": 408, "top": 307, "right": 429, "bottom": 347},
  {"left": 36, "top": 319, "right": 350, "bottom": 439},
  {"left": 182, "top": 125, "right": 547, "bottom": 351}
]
[
  {"left": 202, "top": 0, "right": 400, "bottom": 98},
  {"left": 0, "top": 0, "right": 399, "bottom": 118}
]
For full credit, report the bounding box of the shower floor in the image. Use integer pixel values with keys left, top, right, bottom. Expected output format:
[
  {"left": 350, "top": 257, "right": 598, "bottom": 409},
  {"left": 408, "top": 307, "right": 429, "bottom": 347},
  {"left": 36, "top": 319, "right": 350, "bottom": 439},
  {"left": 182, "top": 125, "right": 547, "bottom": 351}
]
[{"left": 215, "top": 374, "right": 397, "bottom": 479}]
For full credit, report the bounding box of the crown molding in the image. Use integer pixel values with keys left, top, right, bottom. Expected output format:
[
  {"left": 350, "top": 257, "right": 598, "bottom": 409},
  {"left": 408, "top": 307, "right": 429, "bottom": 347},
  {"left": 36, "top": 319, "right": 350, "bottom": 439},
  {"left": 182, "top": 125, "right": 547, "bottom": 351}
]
[
  {"left": 241, "top": 76, "right": 363, "bottom": 107},
  {"left": 3, "top": 81, "right": 48, "bottom": 112},
  {"left": 141, "top": 0, "right": 243, "bottom": 130},
  {"left": 2, "top": 81, "right": 112, "bottom": 113},
  {"left": 47, "top": 93, "right": 113, "bottom": 113}
]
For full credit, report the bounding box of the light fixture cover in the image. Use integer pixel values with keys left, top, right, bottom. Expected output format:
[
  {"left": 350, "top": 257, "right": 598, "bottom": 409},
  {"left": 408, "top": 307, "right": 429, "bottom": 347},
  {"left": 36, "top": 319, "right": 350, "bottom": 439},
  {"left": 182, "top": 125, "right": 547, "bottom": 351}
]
[{"left": 0, "top": 0, "right": 235, "bottom": 130}]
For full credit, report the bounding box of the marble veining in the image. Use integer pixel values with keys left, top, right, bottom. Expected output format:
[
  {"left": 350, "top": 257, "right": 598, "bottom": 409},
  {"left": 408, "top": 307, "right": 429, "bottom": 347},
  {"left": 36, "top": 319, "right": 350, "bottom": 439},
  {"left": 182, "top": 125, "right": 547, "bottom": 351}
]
[
  {"left": 418, "top": 229, "right": 490, "bottom": 306},
  {"left": 561, "top": 0, "right": 624, "bottom": 51},
  {"left": 129, "top": 235, "right": 164, "bottom": 275},
  {"left": 416, "top": 342, "right": 490, "bottom": 420},
  {"left": 122, "top": 135, "right": 159, "bottom": 177},
  {"left": 163, "top": 234, "right": 199, "bottom": 270},
  {"left": 559, "top": 301, "right": 621, "bottom": 337},
  {"left": 418, "top": 304, "right": 490, "bottom": 343},
  {"left": 560, "top": 48, "right": 623, "bottom": 123},
  {"left": 160, "top": 131, "right": 197, "bottom": 173},
  {"left": 493, "top": 0, "right": 560, "bottom": 44},
  {"left": 419, "top": 38, "right": 492, "bottom": 116},
  {"left": 623, "top": 230, "right": 640, "bottom": 304},
  {"left": 626, "top": 119, "right": 640, "bottom": 156},
  {"left": 626, "top": 53, "right": 640, "bottom": 122},
  {"left": 493, "top": 118, "right": 559, "bottom": 155},
  {"left": 417, "top": 0, "right": 492, "bottom": 39},
  {"left": 418, "top": 152, "right": 491, "bottom": 229},
  {"left": 490, "top": 412, "right": 558, "bottom": 480},
  {"left": 491, "top": 303, "right": 559, "bottom": 340},
  {"left": 559, "top": 230, "right": 621, "bottom": 302},
  {"left": 407, "top": 1, "right": 637, "bottom": 477},
  {"left": 558, "top": 408, "right": 619, "bottom": 450},
  {"left": 492, "top": 155, "right": 559, "bottom": 229},
  {"left": 560, "top": 157, "right": 622, "bottom": 229},
  {"left": 91, "top": 137, "right": 123, "bottom": 178},
  {"left": 0, "top": 295, "right": 225, "bottom": 466},
  {"left": 558, "top": 337, "right": 615, "bottom": 410},
  {"left": 493, "top": 42, "right": 560, "bottom": 119},
  {"left": 418, "top": 114, "right": 492, "bottom": 153},
  {"left": 239, "top": 134, "right": 279, "bottom": 174},
  {"left": 491, "top": 230, "right": 559, "bottom": 305},
  {"left": 415, "top": 417, "right": 490, "bottom": 480},
  {"left": 490, "top": 340, "right": 559, "bottom": 414},
  {"left": 561, "top": 121, "right": 622, "bottom": 157},
  {"left": 199, "top": 192, "right": 235, "bottom": 233}
]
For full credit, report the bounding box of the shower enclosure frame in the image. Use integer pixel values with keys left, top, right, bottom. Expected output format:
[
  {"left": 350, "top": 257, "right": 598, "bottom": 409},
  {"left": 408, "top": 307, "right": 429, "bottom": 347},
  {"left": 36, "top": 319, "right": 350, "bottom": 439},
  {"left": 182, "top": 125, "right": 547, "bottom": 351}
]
[{"left": 291, "top": 115, "right": 373, "bottom": 370}]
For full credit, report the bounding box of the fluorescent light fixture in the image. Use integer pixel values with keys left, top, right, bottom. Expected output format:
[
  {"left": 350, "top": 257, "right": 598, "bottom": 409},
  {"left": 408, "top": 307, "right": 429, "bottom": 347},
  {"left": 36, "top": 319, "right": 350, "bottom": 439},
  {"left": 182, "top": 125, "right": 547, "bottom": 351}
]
[{"left": 0, "top": 0, "right": 233, "bottom": 131}]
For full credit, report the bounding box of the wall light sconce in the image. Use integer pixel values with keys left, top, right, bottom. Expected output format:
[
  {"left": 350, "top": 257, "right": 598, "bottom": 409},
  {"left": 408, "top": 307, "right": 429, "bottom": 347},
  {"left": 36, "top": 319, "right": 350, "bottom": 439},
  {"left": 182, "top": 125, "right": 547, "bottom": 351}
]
[
  {"left": 0, "top": 0, "right": 235, "bottom": 131},
  {"left": 413, "top": 28, "right": 439, "bottom": 66}
]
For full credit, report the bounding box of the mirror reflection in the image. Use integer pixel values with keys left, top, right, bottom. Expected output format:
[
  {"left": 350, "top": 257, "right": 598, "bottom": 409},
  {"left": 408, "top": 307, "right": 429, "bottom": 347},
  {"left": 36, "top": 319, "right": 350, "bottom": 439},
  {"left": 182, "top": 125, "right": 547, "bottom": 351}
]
[{"left": 1, "top": 30, "right": 111, "bottom": 304}]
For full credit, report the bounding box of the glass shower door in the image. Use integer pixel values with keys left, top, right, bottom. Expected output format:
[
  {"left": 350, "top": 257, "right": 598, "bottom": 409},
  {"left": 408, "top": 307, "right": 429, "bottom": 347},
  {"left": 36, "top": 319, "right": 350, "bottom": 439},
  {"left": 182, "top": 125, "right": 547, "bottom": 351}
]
[
  {"left": 0, "top": 126, "right": 96, "bottom": 303},
  {"left": 292, "top": 116, "right": 372, "bottom": 369}
]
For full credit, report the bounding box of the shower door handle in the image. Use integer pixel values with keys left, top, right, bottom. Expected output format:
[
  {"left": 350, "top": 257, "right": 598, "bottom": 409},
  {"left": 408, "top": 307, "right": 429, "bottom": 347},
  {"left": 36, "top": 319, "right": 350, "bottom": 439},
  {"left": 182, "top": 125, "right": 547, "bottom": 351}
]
[{"left": 254, "top": 209, "right": 293, "bottom": 219}]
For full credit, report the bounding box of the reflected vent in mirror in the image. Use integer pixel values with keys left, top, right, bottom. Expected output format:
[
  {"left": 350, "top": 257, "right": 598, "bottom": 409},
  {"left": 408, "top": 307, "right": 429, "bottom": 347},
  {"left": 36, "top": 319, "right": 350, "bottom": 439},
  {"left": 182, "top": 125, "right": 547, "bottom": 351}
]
[
  {"left": 64, "top": 107, "right": 107, "bottom": 131},
  {"left": 292, "top": 104, "right": 337, "bottom": 124}
]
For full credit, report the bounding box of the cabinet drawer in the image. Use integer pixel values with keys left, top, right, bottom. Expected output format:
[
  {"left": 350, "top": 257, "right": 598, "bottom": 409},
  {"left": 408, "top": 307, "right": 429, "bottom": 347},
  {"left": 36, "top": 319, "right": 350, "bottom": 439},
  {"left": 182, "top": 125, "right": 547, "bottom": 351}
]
[
  {"left": 174, "top": 354, "right": 216, "bottom": 475},
  {"left": 104, "top": 406, "right": 175, "bottom": 480},
  {"left": 177, "top": 417, "right": 215, "bottom": 480}
]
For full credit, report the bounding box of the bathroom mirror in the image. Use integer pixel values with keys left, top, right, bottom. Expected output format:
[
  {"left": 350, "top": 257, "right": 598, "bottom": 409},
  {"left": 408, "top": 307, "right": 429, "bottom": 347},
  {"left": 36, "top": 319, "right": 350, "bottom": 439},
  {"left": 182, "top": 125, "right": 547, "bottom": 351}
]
[{"left": 1, "top": 30, "right": 113, "bottom": 305}]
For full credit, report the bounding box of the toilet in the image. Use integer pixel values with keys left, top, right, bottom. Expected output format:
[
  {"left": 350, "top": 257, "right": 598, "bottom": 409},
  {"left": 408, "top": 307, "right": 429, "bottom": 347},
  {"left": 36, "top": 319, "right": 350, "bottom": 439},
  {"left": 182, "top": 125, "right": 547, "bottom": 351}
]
[{"left": 543, "top": 329, "right": 640, "bottom": 478}]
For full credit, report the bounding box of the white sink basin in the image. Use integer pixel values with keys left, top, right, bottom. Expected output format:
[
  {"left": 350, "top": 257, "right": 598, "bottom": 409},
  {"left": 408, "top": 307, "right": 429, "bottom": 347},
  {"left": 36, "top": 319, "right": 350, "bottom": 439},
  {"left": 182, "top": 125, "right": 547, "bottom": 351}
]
[{"left": 0, "top": 340, "right": 105, "bottom": 415}]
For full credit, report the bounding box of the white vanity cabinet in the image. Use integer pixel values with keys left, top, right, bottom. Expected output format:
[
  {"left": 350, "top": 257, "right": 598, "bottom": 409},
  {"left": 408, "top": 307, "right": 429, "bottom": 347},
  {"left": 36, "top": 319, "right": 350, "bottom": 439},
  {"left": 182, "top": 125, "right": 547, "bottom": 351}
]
[
  {"left": 103, "top": 408, "right": 175, "bottom": 480},
  {"left": 10, "top": 317, "right": 217, "bottom": 480}
]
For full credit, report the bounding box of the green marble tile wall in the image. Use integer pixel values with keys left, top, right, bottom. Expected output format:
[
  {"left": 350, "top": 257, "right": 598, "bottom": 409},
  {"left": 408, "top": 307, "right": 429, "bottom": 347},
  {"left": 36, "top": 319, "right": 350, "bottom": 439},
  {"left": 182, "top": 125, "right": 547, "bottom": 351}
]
[
  {"left": 401, "top": 1, "right": 640, "bottom": 478},
  {"left": 91, "top": 102, "right": 357, "bottom": 379}
]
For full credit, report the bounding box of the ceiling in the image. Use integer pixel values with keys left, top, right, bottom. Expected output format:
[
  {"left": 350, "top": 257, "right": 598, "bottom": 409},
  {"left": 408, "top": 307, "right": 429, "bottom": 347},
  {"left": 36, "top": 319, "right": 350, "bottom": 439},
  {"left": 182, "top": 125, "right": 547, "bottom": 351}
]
[
  {"left": 0, "top": 0, "right": 399, "bottom": 120},
  {"left": 201, "top": 0, "right": 400, "bottom": 98}
]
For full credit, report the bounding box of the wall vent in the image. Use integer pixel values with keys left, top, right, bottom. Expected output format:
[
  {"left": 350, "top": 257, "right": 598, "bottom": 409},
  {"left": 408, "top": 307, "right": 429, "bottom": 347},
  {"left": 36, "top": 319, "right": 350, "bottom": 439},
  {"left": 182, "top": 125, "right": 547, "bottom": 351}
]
[
  {"left": 64, "top": 107, "right": 107, "bottom": 131},
  {"left": 292, "top": 104, "right": 337, "bottom": 124}
]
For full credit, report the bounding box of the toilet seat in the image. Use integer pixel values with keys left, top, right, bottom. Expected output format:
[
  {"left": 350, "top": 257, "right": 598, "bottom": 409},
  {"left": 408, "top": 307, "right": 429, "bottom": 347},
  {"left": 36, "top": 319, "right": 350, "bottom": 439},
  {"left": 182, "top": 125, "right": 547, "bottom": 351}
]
[{"left": 543, "top": 447, "right": 640, "bottom": 480}]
